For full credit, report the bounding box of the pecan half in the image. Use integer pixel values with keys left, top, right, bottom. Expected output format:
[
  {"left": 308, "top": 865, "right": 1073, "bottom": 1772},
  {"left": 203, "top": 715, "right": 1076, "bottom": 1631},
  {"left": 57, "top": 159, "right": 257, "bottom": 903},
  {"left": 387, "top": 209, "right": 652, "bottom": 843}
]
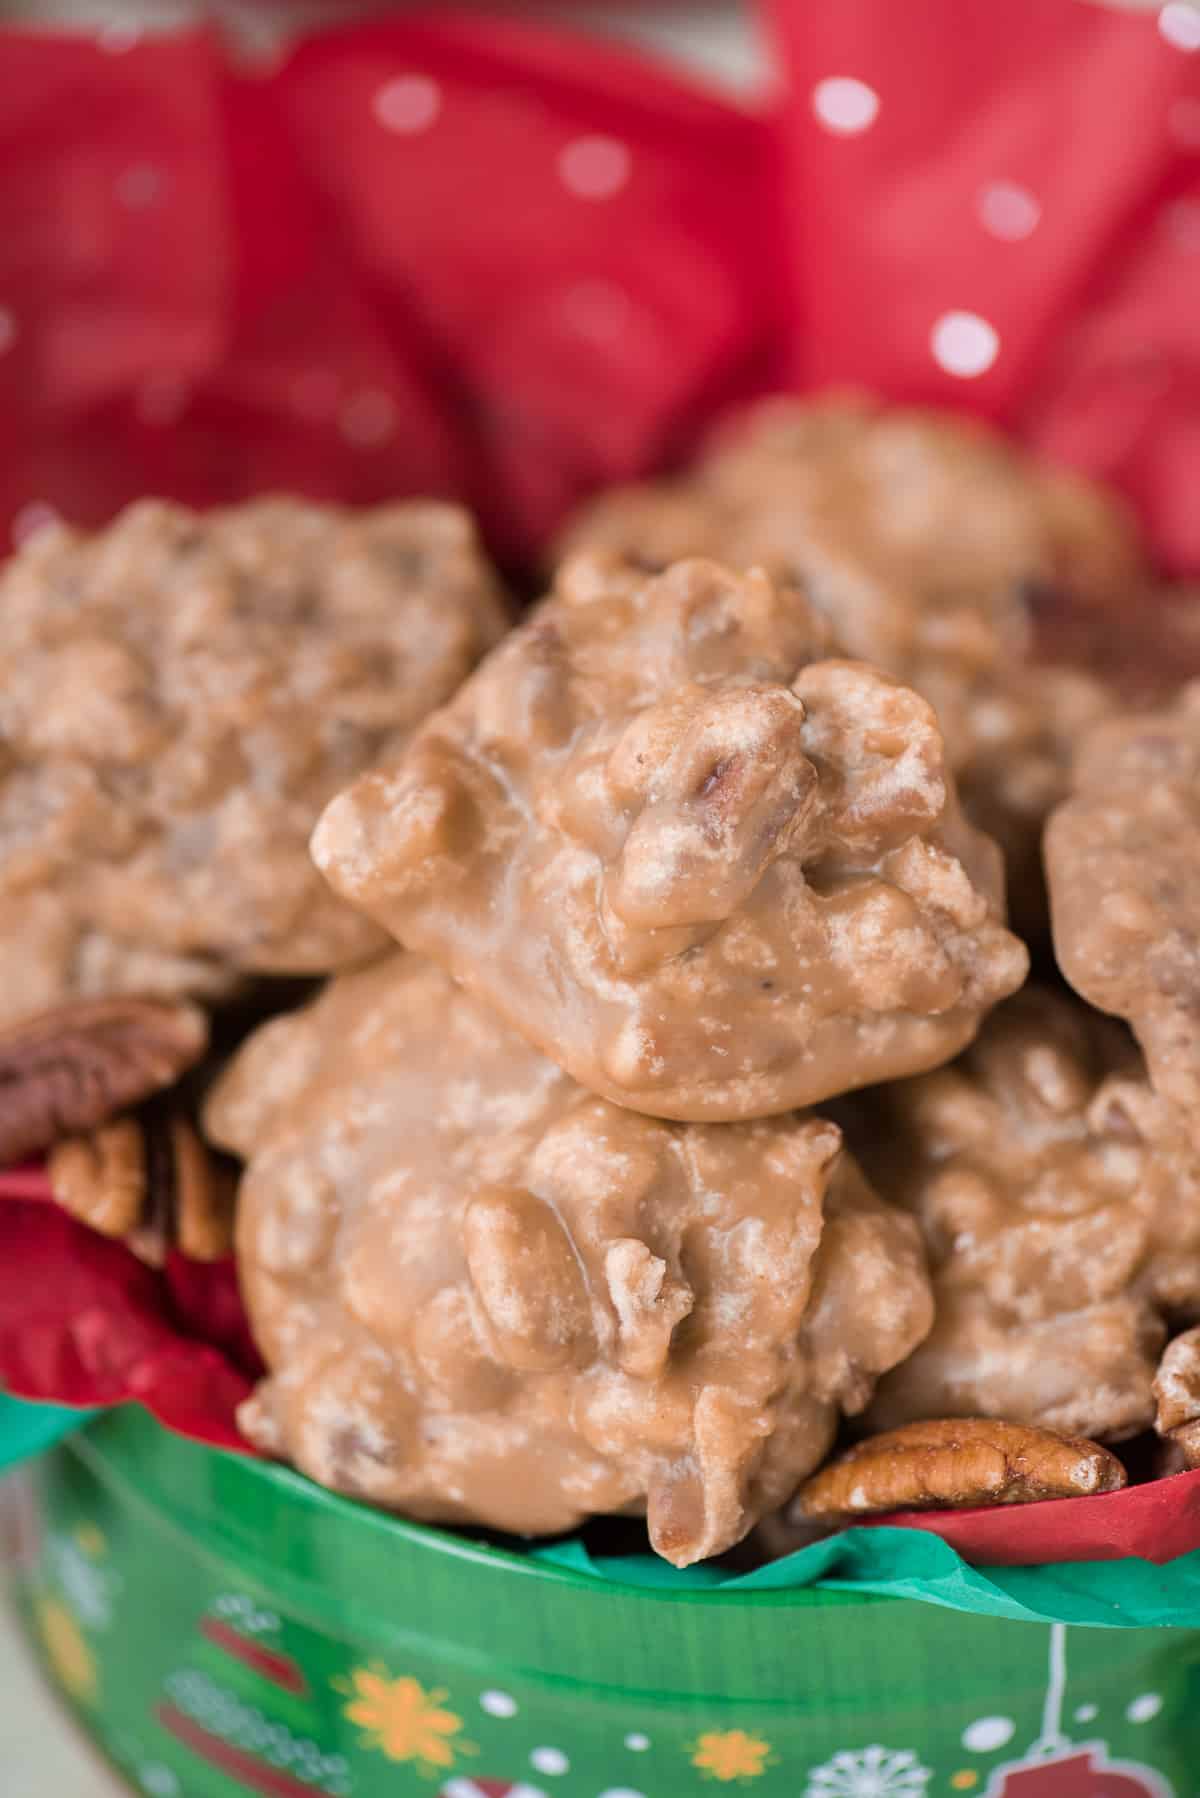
[
  {"left": 1154, "top": 1328, "right": 1200, "bottom": 1471},
  {"left": 795, "top": 1418, "right": 1126, "bottom": 1520},
  {"left": 0, "top": 996, "right": 208, "bottom": 1165},
  {"left": 48, "top": 1105, "right": 235, "bottom": 1265}
]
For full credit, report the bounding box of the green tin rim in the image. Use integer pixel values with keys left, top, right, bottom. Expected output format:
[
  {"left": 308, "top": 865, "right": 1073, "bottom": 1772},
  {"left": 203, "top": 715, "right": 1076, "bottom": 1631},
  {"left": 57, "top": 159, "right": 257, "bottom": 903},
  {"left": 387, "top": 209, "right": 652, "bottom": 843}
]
[
  {"left": 70, "top": 1406, "right": 862, "bottom": 1607},
  {"left": 58, "top": 1405, "right": 1200, "bottom": 1666}
]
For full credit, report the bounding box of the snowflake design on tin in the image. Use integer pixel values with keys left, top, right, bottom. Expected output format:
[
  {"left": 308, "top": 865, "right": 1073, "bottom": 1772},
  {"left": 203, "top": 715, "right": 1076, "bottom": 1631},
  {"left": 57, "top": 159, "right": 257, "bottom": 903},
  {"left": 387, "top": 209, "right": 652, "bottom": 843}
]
[
  {"left": 804, "top": 1744, "right": 932, "bottom": 1798},
  {"left": 48, "top": 1533, "right": 113, "bottom": 1629}
]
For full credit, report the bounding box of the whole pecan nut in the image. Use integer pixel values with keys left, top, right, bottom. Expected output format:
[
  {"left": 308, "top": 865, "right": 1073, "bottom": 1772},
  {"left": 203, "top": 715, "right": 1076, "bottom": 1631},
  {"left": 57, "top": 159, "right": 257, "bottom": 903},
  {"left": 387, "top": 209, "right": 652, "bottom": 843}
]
[
  {"left": 795, "top": 1417, "right": 1126, "bottom": 1520},
  {"left": 1154, "top": 1328, "right": 1200, "bottom": 1471},
  {"left": 47, "top": 1104, "right": 235, "bottom": 1265},
  {"left": 0, "top": 996, "right": 208, "bottom": 1165}
]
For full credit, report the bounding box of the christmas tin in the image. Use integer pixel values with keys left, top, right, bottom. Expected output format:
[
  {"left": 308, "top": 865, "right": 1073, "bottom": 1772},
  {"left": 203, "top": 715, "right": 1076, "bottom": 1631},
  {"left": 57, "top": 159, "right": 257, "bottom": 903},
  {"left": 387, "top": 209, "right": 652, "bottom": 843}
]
[{"left": 9, "top": 1408, "right": 1200, "bottom": 1798}]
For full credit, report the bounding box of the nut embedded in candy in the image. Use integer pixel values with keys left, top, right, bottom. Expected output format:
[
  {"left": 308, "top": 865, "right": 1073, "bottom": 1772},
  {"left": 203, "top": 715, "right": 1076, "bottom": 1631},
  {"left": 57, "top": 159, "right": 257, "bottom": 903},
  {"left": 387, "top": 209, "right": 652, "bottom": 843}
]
[
  {"left": 0, "top": 497, "right": 508, "bottom": 1030},
  {"left": 204, "top": 954, "right": 934, "bottom": 1566},
  {"left": 794, "top": 1418, "right": 1126, "bottom": 1521},
  {"left": 1047, "top": 685, "right": 1200, "bottom": 1126},
  {"left": 557, "top": 395, "right": 1142, "bottom": 679},
  {"left": 556, "top": 394, "right": 1148, "bottom": 935},
  {"left": 313, "top": 555, "right": 1027, "bottom": 1121},
  {"left": 1154, "top": 1328, "right": 1200, "bottom": 1471},
  {"left": 846, "top": 988, "right": 1200, "bottom": 1444}
]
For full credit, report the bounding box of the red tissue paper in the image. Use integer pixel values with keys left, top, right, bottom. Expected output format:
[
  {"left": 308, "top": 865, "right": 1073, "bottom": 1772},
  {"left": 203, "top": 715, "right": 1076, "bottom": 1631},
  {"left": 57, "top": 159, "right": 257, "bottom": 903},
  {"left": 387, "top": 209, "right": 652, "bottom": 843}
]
[
  {"left": 881, "top": 1466, "right": 1200, "bottom": 1569},
  {"left": 0, "top": 1171, "right": 258, "bottom": 1453},
  {"left": 0, "top": 0, "right": 1198, "bottom": 1566}
]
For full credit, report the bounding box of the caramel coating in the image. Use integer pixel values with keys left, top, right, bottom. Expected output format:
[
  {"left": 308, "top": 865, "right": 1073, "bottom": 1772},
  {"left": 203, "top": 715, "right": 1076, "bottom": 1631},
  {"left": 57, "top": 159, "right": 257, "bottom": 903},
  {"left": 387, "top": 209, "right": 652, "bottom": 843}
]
[
  {"left": 947, "top": 666, "right": 1112, "bottom": 936},
  {"left": 0, "top": 498, "right": 508, "bottom": 1025},
  {"left": 796, "top": 1418, "right": 1125, "bottom": 1520},
  {"left": 1154, "top": 1328, "right": 1200, "bottom": 1470},
  {"left": 558, "top": 396, "right": 1140, "bottom": 666},
  {"left": 1047, "top": 685, "right": 1200, "bottom": 1125},
  {"left": 314, "top": 555, "right": 1026, "bottom": 1121},
  {"left": 205, "top": 955, "right": 933, "bottom": 1566},
  {"left": 850, "top": 989, "right": 1200, "bottom": 1443},
  {"left": 558, "top": 394, "right": 1145, "bottom": 930}
]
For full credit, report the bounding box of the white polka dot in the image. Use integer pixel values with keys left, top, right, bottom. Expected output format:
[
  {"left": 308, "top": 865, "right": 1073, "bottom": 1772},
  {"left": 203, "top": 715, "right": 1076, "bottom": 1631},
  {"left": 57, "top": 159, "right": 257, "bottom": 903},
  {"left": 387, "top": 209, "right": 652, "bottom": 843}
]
[
  {"left": 1159, "top": 3, "right": 1200, "bottom": 51},
  {"left": 1127, "top": 1692, "right": 1163, "bottom": 1724},
  {"left": 139, "top": 1767, "right": 179, "bottom": 1798},
  {"left": 977, "top": 180, "right": 1041, "bottom": 242},
  {"left": 12, "top": 501, "right": 63, "bottom": 548},
  {"left": 559, "top": 280, "right": 632, "bottom": 344},
  {"left": 479, "top": 1688, "right": 518, "bottom": 1718},
  {"left": 339, "top": 389, "right": 396, "bottom": 448},
  {"left": 623, "top": 1732, "right": 651, "bottom": 1752},
  {"left": 373, "top": 75, "right": 441, "bottom": 136},
  {"left": 930, "top": 310, "right": 1000, "bottom": 379},
  {"left": 117, "top": 164, "right": 165, "bottom": 210},
  {"left": 812, "top": 76, "right": 880, "bottom": 137},
  {"left": 963, "top": 1716, "right": 1016, "bottom": 1753},
  {"left": 1074, "top": 1703, "right": 1099, "bottom": 1722},
  {"left": 530, "top": 1746, "right": 570, "bottom": 1776},
  {"left": 98, "top": 22, "right": 140, "bottom": 53},
  {"left": 0, "top": 308, "right": 16, "bottom": 355},
  {"left": 558, "top": 137, "right": 631, "bottom": 201},
  {"left": 231, "top": 21, "right": 285, "bottom": 76},
  {"left": 136, "top": 374, "right": 189, "bottom": 427},
  {"left": 599, "top": 1790, "right": 648, "bottom": 1798},
  {"left": 1164, "top": 197, "right": 1200, "bottom": 250},
  {"left": 1169, "top": 96, "right": 1200, "bottom": 147}
]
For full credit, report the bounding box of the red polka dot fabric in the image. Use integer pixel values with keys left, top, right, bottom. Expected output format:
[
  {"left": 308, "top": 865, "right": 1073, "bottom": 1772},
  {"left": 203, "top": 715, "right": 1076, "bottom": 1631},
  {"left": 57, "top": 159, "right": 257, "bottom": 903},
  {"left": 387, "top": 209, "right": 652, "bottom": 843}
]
[
  {"left": 0, "top": 2, "right": 1193, "bottom": 567},
  {"left": 767, "top": 0, "right": 1200, "bottom": 573},
  {"left": 0, "top": 17, "right": 770, "bottom": 563}
]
